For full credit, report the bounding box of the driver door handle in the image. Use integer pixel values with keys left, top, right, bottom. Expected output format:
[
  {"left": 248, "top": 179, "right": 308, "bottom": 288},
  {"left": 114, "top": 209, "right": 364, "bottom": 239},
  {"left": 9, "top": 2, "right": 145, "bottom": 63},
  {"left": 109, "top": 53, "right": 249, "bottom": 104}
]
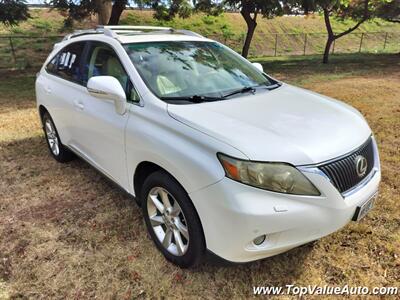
[{"left": 74, "top": 100, "right": 84, "bottom": 110}]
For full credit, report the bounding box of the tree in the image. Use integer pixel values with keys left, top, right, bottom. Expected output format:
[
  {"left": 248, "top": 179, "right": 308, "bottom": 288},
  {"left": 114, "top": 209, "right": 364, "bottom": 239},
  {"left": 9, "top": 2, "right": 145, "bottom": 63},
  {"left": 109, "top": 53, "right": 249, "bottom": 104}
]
[
  {"left": 221, "top": 0, "right": 284, "bottom": 58},
  {"left": 51, "top": 0, "right": 133, "bottom": 26},
  {"left": 149, "top": 0, "right": 282, "bottom": 59},
  {"left": 151, "top": 0, "right": 285, "bottom": 58},
  {"left": 51, "top": 0, "right": 284, "bottom": 57},
  {"left": 97, "top": 0, "right": 112, "bottom": 25},
  {"left": 0, "top": 0, "right": 30, "bottom": 26},
  {"left": 376, "top": 0, "right": 399, "bottom": 23},
  {"left": 305, "top": 0, "right": 373, "bottom": 63},
  {"left": 109, "top": 0, "right": 128, "bottom": 24},
  {"left": 147, "top": 0, "right": 195, "bottom": 21},
  {"left": 51, "top": 0, "right": 103, "bottom": 26}
]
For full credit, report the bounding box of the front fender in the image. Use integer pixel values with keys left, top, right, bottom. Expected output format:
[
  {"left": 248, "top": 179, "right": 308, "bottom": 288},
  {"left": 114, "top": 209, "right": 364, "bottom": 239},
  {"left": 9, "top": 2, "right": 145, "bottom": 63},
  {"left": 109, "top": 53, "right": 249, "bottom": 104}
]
[{"left": 125, "top": 102, "right": 247, "bottom": 196}]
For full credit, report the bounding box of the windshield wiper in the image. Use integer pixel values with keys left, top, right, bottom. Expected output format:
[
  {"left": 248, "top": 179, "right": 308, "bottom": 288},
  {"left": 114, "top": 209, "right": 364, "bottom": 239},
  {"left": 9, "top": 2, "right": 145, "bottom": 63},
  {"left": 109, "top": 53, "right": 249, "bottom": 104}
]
[
  {"left": 264, "top": 82, "right": 282, "bottom": 90},
  {"left": 161, "top": 83, "right": 282, "bottom": 103},
  {"left": 160, "top": 94, "right": 222, "bottom": 103},
  {"left": 222, "top": 86, "right": 256, "bottom": 99}
]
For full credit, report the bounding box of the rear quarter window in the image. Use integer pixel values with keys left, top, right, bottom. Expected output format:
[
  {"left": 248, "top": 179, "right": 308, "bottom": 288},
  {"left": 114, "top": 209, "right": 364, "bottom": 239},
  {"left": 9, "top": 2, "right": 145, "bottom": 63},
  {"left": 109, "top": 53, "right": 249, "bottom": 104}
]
[{"left": 46, "top": 42, "right": 86, "bottom": 85}]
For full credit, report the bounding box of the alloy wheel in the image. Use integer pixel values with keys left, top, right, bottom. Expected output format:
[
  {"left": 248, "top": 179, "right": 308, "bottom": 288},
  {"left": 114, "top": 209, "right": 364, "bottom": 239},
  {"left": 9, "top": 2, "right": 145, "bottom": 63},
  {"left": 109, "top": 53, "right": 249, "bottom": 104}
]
[
  {"left": 44, "top": 119, "right": 60, "bottom": 156},
  {"left": 147, "top": 187, "right": 189, "bottom": 256}
]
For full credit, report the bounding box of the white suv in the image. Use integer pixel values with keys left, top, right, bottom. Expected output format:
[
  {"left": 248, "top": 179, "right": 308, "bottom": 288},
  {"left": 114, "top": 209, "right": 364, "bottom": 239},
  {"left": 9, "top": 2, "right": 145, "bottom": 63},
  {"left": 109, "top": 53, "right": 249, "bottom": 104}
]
[{"left": 36, "top": 26, "right": 381, "bottom": 268}]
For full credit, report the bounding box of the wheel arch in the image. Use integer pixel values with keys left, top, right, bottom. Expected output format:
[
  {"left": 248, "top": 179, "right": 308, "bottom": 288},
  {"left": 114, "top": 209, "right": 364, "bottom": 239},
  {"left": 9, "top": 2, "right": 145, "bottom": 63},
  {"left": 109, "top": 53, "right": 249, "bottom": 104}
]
[
  {"left": 133, "top": 161, "right": 194, "bottom": 205},
  {"left": 38, "top": 105, "right": 48, "bottom": 123},
  {"left": 134, "top": 161, "right": 164, "bottom": 203}
]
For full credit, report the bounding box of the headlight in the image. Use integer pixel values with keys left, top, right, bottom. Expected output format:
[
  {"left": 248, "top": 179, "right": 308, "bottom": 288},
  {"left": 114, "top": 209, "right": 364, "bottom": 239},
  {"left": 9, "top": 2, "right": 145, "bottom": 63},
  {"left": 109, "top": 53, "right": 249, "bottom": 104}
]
[{"left": 217, "top": 153, "right": 320, "bottom": 196}]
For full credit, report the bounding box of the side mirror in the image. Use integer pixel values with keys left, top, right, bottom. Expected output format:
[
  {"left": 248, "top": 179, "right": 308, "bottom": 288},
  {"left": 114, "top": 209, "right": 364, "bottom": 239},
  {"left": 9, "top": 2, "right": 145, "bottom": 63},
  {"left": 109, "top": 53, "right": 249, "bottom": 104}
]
[
  {"left": 252, "top": 62, "right": 264, "bottom": 72},
  {"left": 87, "top": 76, "right": 127, "bottom": 115}
]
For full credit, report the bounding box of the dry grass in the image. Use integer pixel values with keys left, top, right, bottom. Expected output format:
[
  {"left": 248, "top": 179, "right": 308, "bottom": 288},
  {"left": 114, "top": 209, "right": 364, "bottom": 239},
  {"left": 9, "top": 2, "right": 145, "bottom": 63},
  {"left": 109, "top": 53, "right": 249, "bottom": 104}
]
[{"left": 0, "top": 54, "right": 399, "bottom": 299}]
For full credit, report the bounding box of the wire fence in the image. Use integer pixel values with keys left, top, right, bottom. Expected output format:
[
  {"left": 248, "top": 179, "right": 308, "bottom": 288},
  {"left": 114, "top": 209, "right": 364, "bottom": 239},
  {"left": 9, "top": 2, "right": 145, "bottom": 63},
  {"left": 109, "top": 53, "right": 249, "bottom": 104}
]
[
  {"left": 0, "top": 31, "right": 399, "bottom": 69},
  {"left": 218, "top": 31, "right": 400, "bottom": 57}
]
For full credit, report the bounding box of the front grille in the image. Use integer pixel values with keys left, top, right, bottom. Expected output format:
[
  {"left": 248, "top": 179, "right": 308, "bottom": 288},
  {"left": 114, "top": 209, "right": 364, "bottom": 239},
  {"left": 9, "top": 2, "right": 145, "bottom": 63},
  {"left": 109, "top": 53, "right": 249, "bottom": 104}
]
[{"left": 319, "top": 138, "right": 375, "bottom": 194}]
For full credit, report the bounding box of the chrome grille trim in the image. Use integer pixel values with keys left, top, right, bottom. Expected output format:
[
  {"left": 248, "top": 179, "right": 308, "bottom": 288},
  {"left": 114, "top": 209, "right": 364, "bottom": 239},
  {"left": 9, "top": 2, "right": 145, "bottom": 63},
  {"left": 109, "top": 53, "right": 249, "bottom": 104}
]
[{"left": 318, "top": 137, "right": 375, "bottom": 194}]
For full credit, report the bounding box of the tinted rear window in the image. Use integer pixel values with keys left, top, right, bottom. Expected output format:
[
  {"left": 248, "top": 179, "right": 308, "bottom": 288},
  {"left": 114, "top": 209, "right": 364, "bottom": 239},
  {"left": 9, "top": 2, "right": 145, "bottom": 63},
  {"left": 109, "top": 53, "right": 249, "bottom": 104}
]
[{"left": 46, "top": 42, "right": 86, "bottom": 85}]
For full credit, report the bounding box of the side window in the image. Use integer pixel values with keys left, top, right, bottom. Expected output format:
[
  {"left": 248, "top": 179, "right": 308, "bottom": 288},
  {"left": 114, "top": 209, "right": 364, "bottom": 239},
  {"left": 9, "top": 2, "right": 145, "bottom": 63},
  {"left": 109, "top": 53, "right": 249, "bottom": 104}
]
[
  {"left": 85, "top": 42, "right": 140, "bottom": 103},
  {"left": 46, "top": 42, "right": 86, "bottom": 84}
]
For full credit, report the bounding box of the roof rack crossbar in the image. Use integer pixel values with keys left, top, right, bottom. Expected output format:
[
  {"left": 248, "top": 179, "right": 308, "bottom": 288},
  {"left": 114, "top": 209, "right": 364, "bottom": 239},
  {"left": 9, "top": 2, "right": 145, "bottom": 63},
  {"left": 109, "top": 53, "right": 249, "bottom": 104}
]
[
  {"left": 63, "top": 28, "right": 103, "bottom": 41},
  {"left": 174, "top": 29, "right": 204, "bottom": 38},
  {"left": 63, "top": 25, "right": 204, "bottom": 41},
  {"left": 100, "top": 25, "right": 173, "bottom": 31}
]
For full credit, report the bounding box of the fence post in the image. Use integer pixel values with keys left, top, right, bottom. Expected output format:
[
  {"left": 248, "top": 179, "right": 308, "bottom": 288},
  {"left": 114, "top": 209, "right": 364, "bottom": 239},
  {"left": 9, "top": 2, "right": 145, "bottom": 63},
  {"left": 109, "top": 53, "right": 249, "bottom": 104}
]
[
  {"left": 274, "top": 34, "right": 278, "bottom": 57},
  {"left": 303, "top": 33, "right": 307, "bottom": 56},
  {"left": 383, "top": 32, "right": 388, "bottom": 50},
  {"left": 332, "top": 39, "right": 335, "bottom": 54},
  {"left": 9, "top": 36, "right": 17, "bottom": 66},
  {"left": 359, "top": 33, "right": 364, "bottom": 53}
]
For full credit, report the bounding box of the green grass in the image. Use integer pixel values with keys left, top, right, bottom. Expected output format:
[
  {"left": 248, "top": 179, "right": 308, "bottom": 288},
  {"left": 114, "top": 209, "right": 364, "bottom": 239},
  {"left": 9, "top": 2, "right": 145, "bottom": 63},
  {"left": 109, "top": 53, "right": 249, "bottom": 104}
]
[
  {"left": 105, "top": 11, "right": 400, "bottom": 56},
  {"left": 0, "top": 72, "right": 35, "bottom": 99},
  {"left": 0, "top": 9, "right": 399, "bottom": 61},
  {"left": 253, "top": 53, "right": 400, "bottom": 85},
  {"left": 5, "top": 9, "right": 399, "bottom": 36}
]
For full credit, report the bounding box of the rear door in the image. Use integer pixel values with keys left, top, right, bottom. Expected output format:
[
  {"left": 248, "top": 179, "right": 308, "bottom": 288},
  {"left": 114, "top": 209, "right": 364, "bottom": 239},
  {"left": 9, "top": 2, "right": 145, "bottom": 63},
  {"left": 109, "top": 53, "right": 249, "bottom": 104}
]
[
  {"left": 40, "top": 41, "right": 88, "bottom": 145},
  {"left": 70, "top": 41, "right": 139, "bottom": 187}
]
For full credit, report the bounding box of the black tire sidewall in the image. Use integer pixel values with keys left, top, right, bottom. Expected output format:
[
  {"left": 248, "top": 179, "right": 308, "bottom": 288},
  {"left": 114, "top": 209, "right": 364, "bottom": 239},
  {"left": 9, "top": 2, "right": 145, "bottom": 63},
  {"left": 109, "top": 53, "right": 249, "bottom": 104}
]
[{"left": 141, "top": 170, "right": 206, "bottom": 268}]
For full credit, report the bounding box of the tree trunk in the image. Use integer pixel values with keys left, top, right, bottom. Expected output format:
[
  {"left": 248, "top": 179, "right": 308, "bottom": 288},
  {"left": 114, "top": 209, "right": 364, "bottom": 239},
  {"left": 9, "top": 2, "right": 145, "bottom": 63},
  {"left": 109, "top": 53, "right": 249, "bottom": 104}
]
[
  {"left": 241, "top": 6, "right": 257, "bottom": 58},
  {"left": 322, "top": 8, "right": 334, "bottom": 64},
  {"left": 96, "top": 0, "right": 112, "bottom": 25},
  {"left": 108, "top": 0, "right": 127, "bottom": 25},
  {"left": 322, "top": 1, "right": 369, "bottom": 63},
  {"left": 323, "top": 36, "right": 334, "bottom": 64}
]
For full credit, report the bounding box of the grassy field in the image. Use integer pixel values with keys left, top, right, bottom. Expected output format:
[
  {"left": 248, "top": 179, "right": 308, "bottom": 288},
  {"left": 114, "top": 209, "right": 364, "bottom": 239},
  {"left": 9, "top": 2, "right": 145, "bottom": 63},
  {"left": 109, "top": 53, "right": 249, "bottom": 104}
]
[
  {"left": 0, "top": 9, "right": 399, "bottom": 69},
  {"left": 3, "top": 9, "right": 400, "bottom": 37},
  {"left": 0, "top": 53, "right": 399, "bottom": 299}
]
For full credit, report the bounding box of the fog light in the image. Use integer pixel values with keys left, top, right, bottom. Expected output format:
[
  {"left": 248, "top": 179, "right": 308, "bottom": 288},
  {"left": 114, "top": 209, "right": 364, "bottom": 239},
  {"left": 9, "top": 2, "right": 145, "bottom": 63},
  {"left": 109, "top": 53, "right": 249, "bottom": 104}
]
[{"left": 253, "top": 234, "right": 266, "bottom": 246}]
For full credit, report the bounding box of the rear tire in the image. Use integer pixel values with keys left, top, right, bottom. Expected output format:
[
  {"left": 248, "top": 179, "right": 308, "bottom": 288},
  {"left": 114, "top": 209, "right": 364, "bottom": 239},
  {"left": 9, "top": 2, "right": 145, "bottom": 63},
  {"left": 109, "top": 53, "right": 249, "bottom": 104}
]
[
  {"left": 42, "top": 111, "right": 74, "bottom": 163},
  {"left": 141, "top": 170, "right": 205, "bottom": 268}
]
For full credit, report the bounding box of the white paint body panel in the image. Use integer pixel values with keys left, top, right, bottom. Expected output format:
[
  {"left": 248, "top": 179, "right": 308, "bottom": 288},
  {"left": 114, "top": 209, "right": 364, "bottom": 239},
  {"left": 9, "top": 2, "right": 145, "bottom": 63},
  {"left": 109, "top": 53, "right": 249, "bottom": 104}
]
[
  {"left": 36, "top": 32, "right": 381, "bottom": 263},
  {"left": 168, "top": 84, "right": 371, "bottom": 165},
  {"left": 69, "top": 85, "right": 129, "bottom": 187}
]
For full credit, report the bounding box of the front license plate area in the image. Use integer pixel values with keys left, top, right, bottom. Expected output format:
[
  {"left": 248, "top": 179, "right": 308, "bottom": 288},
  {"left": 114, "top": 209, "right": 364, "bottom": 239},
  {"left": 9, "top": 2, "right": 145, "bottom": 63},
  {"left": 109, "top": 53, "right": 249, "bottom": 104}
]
[{"left": 352, "top": 193, "right": 377, "bottom": 221}]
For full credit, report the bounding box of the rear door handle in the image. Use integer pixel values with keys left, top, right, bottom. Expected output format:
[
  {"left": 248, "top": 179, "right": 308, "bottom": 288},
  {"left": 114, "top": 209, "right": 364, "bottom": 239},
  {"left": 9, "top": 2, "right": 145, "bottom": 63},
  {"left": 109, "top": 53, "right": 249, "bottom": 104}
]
[{"left": 74, "top": 100, "right": 84, "bottom": 110}]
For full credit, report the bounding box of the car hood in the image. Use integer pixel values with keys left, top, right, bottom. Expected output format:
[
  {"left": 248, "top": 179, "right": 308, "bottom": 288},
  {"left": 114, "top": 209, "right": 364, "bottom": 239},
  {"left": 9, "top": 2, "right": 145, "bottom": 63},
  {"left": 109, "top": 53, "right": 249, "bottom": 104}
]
[{"left": 167, "top": 84, "right": 371, "bottom": 165}]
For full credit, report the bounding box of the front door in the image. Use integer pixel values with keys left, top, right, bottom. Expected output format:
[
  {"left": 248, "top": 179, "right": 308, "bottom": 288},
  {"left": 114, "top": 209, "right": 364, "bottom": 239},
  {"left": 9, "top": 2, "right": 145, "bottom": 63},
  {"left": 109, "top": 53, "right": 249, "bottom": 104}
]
[{"left": 71, "top": 41, "right": 133, "bottom": 188}]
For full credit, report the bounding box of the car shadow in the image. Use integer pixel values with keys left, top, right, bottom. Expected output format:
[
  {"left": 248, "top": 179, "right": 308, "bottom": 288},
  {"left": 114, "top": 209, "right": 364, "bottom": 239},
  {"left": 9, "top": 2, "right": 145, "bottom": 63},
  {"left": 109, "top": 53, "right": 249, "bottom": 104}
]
[{"left": 198, "top": 241, "right": 315, "bottom": 285}]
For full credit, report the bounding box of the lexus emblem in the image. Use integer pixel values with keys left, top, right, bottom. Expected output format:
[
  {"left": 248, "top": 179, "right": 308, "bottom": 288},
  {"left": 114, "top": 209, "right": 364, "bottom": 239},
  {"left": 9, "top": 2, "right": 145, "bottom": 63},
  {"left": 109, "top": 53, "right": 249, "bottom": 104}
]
[{"left": 355, "top": 155, "right": 368, "bottom": 177}]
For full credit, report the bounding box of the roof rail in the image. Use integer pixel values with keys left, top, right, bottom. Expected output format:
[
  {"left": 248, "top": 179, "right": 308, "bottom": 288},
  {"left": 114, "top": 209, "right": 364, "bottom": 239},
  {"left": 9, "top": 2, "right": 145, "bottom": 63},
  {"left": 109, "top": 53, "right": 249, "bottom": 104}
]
[
  {"left": 174, "top": 29, "right": 204, "bottom": 38},
  {"left": 63, "top": 25, "right": 204, "bottom": 42},
  {"left": 62, "top": 28, "right": 103, "bottom": 41},
  {"left": 98, "top": 25, "right": 173, "bottom": 39},
  {"left": 99, "top": 25, "right": 205, "bottom": 40},
  {"left": 101, "top": 25, "right": 172, "bottom": 31}
]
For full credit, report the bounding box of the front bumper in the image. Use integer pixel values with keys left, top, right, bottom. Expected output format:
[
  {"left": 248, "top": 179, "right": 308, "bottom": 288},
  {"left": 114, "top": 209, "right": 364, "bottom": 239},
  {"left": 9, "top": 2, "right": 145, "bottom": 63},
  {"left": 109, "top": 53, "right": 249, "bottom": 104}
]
[{"left": 189, "top": 146, "right": 381, "bottom": 263}]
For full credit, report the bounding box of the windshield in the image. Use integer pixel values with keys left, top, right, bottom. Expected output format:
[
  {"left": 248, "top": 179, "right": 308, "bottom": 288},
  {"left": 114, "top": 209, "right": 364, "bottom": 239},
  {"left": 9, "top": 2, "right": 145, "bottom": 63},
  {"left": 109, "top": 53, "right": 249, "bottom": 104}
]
[{"left": 124, "top": 41, "right": 274, "bottom": 101}]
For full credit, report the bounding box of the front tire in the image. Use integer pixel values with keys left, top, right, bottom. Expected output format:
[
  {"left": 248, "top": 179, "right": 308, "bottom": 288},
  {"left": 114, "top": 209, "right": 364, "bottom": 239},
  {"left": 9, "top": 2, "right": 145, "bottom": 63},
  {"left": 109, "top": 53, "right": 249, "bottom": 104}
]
[
  {"left": 141, "top": 170, "right": 205, "bottom": 268},
  {"left": 42, "top": 112, "right": 74, "bottom": 163}
]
